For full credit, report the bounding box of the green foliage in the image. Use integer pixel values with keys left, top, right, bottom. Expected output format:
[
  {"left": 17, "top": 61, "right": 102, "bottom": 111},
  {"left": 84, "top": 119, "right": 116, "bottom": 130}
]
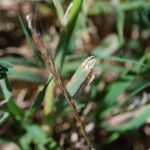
[
  {"left": 18, "top": 15, "right": 44, "bottom": 66},
  {"left": 0, "top": 63, "right": 24, "bottom": 123},
  {"left": 20, "top": 124, "right": 60, "bottom": 150},
  {"left": 102, "top": 103, "right": 150, "bottom": 132},
  {"left": 0, "top": 111, "right": 9, "bottom": 124},
  {"left": 1, "top": 0, "right": 150, "bottom": 149},
  {"left": 26, "top": 76, "right": 53, "bottom": 119},
  {"left": 0, "top": 62, "right": 14, "bottom": 79},
  {"left": 66, "top": 56, "right": 96, "bottom": 98},
  {"left": 55, "top": 0, "right": 84, "bottom": 69}
]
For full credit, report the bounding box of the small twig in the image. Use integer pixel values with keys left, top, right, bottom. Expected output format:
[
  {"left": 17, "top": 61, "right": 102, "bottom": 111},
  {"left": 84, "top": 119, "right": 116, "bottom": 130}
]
[{"left": 26, "top": 14, "right": 94, "bottom": 149}]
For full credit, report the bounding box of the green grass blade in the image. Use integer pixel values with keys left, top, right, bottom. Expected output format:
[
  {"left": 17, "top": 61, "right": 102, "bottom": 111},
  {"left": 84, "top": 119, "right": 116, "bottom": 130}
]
[
  {"left": 26, "top": 76, "right": 52, "bottom": 118},
  {"left": 116, "top": 10, "right": 125, "bottom": 45},
  {"left": 1, "top": 56, "right": 39, "bottom": 67},
  {"left": 0, "top": 78, "right": 24, "bottom": 122},
  {"left": 0, "top": 61, "right": 14, "bottom": 79},
  {"left": 43, "top": 79, "right": 55, "bottom": 116},
  {"left": 53, "top": 0, "right": 64, "bottom": 25},
  {"left": 9, "top": 71, "right": 46, "bottom": 84},
  {"left": 101, "top": 82, "right": 150, "bottom": 118},
  {"left": 66, "top": 0, "right": 84, "bottom": 41},
  {"left": 104, "top": 56, "right": 146, "bottom": 106},
  {"left": 0, "top": 62, "right": 24, "bottom": 122},
  {"left": 88, "top": 1, "right": 150, "bottom": 15},
  {"left": 102, "top": 103, "right": 150, "bottom": 132},
  {"left": 92, "top": 34, "right": 120, "bottom": 57},
  {"left": 20, "top": 124, "right": 60, "bottom": 150},
  {"left": 0, "top": 111, "right": 9, "bottom": 124},
  {"left": 104, "top": 76, "right": 133, "bottom": 106},
  {"left": 7, "top": 99, "right": 24, "bottom": 122},
  {"left": 55, "top": 0, "right": 84, "bottom": 69},
  {"left": 117, "top": 1, "right": 150, "bottom": 11},
  {"left": 18, "top": 15, "right": 44, "bottom": 66},
  {"left": 66, "top": 56, "right": 96, "bottom": 98},
  {"left": 0, "top": 78, "right": 12, "bottom": 106},
  {"left": 8, "top": 69, "right": 47, "bottom": 84},
  {"left": 96, "top": 56, "right": 146, "bottom": 66}
]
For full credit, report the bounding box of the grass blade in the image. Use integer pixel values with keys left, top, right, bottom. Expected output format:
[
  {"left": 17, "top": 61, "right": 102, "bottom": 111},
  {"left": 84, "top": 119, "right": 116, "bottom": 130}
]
[
  {"left": 7, "top": 100, "right": 24, "bottom": 122},
  {"left": 53, "top": 0, "right": 64, "bottom": 25},
  {"left": 0, "top": 62, "right": 24, "bottom": 122},
  {"left": 102, "top": 103, "right": 150, "bottom": 132},
  {"left": 0, "top": 78, "right": 24, "bottom": 122},
  {"left": 55, "top": 0, "right": 84, "bottom": 69},
  {"left": 18, "top": 15, "right": 44, "bottom": 66},
  {"left": 26, "top": 76, "right": 52, "bottom": 118},
  {"left": 0, "top": 111, "right": 9, "bottom": 124},
  {"left": 101, "top": 82, "right": 150, "bottom": 118},
  {"left": 0, "top": 78, "right": 12, "bottom": 106},
  {"left": 20, "top": 124, "right": 60, "bottom": 150},
  {"left": 1, "top": 56, "right": 39, "bottom": 67},
  {"left": 103, "top": 56, "right": 146, "bottom": 106},
  {"left": 116, "top": 10, "right": 125, "bottom": 45},
  {"left": 92, "top": 34, "right": 120, "bottom": 57},
  {"left": 8, "top": 66, "right": 47, "bottom": 84},
  {"left": 66, "top": 56, "right": 96, "bottom": 98}
]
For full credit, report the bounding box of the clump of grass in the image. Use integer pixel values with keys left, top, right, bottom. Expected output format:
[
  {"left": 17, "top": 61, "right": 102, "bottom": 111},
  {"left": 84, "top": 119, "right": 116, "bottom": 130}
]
[{"left": 1, "top": 0, "right": 150, "bottom": 149}]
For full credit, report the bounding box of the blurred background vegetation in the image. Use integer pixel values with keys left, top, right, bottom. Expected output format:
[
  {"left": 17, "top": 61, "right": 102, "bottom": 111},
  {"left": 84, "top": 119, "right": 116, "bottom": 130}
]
[{"left": 0, "top": 0, "right": 150, "bottom": 149}]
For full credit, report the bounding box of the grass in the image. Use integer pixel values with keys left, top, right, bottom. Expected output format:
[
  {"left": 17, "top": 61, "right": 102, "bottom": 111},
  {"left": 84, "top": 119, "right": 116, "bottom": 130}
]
[{"left": 0, "top": 0, "right": 150, "bottom": 149}]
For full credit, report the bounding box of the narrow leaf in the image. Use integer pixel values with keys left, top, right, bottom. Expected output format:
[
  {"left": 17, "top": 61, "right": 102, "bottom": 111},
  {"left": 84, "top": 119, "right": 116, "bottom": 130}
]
[
  {"left": 0, "top": 78, "right": 12, "bottom": 106},
  {"left": 102, "top": 104, "right": 150, "bottom": 132},
  {"left": 66, "top": 56, "right": 96, "bottom": 97},
  {"left": 53, "top": 0, "right": 64, "bottom": 25},
  {"left": 0, "top": 111, "right": 9, "bottom": 124},
  {"left": 55, "top": 0, "right": 84, "bottom": 69},
  {"left": 26, "top": 76, "right": 52, "bottom": 118},
  {"left": 116, "top": 10, "right": 125, "bottom": 45},
  {"left": 18, "top": 15, "right": 44, "bottom": 66}
]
